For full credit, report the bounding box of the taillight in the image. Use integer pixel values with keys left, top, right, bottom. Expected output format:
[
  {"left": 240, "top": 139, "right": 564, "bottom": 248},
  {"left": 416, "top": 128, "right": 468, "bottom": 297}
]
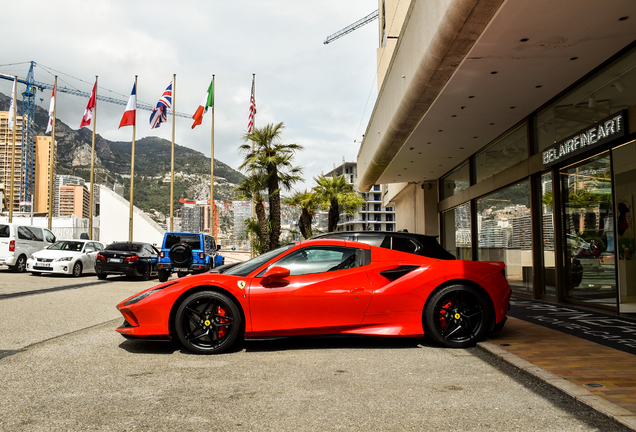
[
  {"left": 96, "top": 253, "right": 104, "bottom": 260},
  {"left": 125, "top": 255, "right": 139, "bottom": 262},
  {"left": 160, "top": 251, "right": 165, "bottom": 258},
  {"left": 9, "top": 240, "right": 15, "bottom": 252},
  {"left": 199, "top": 252, "right": 205, "bottom": 260}
]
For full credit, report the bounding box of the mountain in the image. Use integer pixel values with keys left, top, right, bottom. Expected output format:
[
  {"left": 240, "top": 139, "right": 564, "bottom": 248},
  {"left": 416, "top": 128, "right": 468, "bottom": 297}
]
[{"left": 0, "top": 91, "right": 245, "bottom": 219}]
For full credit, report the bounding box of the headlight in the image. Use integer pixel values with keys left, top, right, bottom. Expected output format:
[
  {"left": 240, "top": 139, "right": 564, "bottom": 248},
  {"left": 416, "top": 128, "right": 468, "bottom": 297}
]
[
  {"left": 54, "top": 257, "right": 73, "bottom": 262},
  {"left": 124, "top": 288, "right": 163, "bottom": 306}
]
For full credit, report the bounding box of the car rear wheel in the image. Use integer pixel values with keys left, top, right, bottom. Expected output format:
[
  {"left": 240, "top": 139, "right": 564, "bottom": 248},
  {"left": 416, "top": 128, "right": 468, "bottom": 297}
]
[
  {"left": 423, "top": 284, "right": 490, "bottom": 348},
  {"left": 158, "top": 269, "right": 170, "bottom": 282},
  {"left": 175, "top": 291, "right": 242, "bottom": 354},
  {"left": 72, "top": 261, "right": 83, "bottom": 277},
  {"left": 12, "top": 255, "right": 27, "bottom": 273},
  {"left": 97, "top": 272, "right": 107, "bottom": 280},
  {"left": 139, "top": 262, "right": 151, "bottom": 281}
]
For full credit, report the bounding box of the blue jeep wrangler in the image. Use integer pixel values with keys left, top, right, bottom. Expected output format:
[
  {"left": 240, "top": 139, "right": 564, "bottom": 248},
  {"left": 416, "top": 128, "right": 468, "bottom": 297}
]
[{"left": 157, "top": 232, "right": 224, "bottom": 282}]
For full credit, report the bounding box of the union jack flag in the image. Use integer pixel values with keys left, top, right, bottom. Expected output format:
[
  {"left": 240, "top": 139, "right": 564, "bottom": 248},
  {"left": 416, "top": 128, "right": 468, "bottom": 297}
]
[
  {"left": 150, "top": 81, "right": 172, "bottom": 129},
  {"left": 247, "top": 76, "right": 256, "bottom": 133}
]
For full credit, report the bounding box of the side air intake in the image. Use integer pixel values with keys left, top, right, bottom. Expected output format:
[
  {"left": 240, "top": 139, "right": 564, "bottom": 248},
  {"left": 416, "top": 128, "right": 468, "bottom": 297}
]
[{"left": 379, "top": 266, "right": 419, "bottom": 281}]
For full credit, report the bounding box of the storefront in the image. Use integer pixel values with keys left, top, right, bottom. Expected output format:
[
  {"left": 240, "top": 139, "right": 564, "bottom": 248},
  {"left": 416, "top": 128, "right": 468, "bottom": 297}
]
[{"left": 440, "top": 43, "right": 636, "bottom": 314}]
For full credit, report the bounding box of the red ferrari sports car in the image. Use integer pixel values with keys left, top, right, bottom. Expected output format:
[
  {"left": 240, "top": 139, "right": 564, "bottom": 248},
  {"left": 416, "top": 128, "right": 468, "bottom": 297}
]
[{"left": 116, "top": 238, "right": 511, "bottom": 354}]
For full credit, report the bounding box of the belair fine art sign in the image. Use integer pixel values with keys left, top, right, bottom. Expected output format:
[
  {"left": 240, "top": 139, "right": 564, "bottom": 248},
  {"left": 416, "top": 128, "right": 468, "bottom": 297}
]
[{"left": 542, "top": 110, "right": 627, "bottom": 167}]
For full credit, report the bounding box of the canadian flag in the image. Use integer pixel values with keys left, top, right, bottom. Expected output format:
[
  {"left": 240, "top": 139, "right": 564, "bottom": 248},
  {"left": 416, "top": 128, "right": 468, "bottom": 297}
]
[
  {"left": 119, "top": 83, "right": 136, "bottom": 128},
  {"left": 46, "top": 86, "right": 55, "bottom": 134},
  {"left": 80, "top": 81, "right": 97, "bottom": 128}
]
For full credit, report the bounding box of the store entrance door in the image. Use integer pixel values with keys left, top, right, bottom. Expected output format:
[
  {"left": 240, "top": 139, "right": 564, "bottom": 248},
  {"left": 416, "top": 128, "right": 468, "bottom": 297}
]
[
  {"left": 612, "top": 141, "right": 636, "bottom": 314},
  {"left": 562, "top": 152, "right": 617, "bottom": 310}
]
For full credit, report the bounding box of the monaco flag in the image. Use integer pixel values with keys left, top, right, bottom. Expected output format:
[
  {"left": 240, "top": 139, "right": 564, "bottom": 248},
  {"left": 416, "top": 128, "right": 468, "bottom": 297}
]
[
  {"left": 46, "top": 86, "right": 55, "bottom": 134},
  {"left": 119, "top": 83, "right": 136, "bottom": 128},
  {"left": 80, "top": 81, "right": 97, "bottom": 128},
  {"left": 191, "top": 79, "right": 214, "bottom": 129}
]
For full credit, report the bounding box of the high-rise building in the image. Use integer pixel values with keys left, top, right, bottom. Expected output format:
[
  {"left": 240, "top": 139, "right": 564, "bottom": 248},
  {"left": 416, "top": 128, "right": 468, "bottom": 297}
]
[
  {"left": 324, "top": 161, "right": 397, "bottom": 232},
  {"left": 0, "top": 112, "right": 23, "bottom": 213},
  {"left": 33, "top": 136, "right": 55, "bottom": 214},
  {"left": 58, "top": 184, "right": 90, "bottom": 218}
]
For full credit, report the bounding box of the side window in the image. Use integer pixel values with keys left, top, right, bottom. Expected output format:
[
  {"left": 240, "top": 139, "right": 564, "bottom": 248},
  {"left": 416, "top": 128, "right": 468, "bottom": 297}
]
[
  {"left": 85, "top": 242, "right": 96, "bottom": 253},
  {"left": 355, "top": 235, "right": 384, "bottom": 247},
  {"left": 95, "top": 243, "right": 104, "bottom": 251},
  {"left": 268, "top": 246, "right": 362, "bottom": 276},
  {"left": 18, "top": 226, "right": 35, "bottom": 240},
  {"left": 43, "top": 229, "right": 56, "bottom": 243},
  {"left": 391, "top": 236, "right": 418, "bottom": 254},
  {"left": 29, "top": 228, "right": 44, "bottom": 241}
]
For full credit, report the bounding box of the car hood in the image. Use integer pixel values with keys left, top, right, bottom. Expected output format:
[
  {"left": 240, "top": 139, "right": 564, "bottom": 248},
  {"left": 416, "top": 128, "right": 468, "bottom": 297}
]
[{"left": 32, "top": 250, "right": 82, "bottom": 259}]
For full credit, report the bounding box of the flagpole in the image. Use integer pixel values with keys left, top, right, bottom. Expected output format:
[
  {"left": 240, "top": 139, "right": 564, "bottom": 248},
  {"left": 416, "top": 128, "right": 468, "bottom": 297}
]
[
  {"left": 251, "top": 73, "right": 255, "bottom": 257},
  {"left": 210, "top": 75, "right": 215, "bottom": 237},
  {"left": 89, "top": 76, "right": 97, "bottom": 240},
  {"left": 8, "top": 77, "right": 17, "bottom": 222},
  {"left": 170, "top": 74, "right": 176, "bottom": 232},
  {"left": 48, "top": 77, "right": 57, "bottom": 230},
  {"left": 129, "top": 75, "right": 138, "bottom": 242}
]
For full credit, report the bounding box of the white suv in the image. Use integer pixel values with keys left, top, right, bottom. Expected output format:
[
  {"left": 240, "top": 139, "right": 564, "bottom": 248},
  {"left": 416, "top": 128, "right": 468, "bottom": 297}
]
[{"left": 0, "top": 223, "right": 57, "bottom": 272}]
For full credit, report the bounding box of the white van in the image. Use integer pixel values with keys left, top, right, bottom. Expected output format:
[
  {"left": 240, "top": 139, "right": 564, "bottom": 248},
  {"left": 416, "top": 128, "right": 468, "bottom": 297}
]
[{"left": 0, "top": 223, "right": 57, "bottom": 272}]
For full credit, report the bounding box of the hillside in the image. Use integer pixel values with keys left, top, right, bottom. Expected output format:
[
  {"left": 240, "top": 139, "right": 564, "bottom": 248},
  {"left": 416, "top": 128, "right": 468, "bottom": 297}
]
[{"left": 0, "top": 92, "right": 245, "bottom": 219}]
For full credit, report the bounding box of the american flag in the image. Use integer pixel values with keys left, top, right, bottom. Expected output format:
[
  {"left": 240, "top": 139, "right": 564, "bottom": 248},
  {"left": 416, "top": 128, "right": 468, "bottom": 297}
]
[
  {"left": 247, "top": 76, "right": 256, "bottom": 133},
  {"left": 150, "top": 81, "right": 172, "bottom": 129}
]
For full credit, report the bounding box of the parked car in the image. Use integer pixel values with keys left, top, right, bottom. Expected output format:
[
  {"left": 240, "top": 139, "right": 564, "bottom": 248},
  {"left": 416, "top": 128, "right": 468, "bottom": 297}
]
[
  {"left": 311, "top": 230, "right": 456, "bottom": 260},
  {"left": 116, "top": 237, "right": 511, "bottom": 354},
  {"left": 26, "top": 239, "right": 105, "bottom": 277},
  {"left": 157, "top": 232, "right": 224, "bottom": 282},
  {"left": 95, "top": 242, "right": 159, "bottom": 280},
  {"left": 0, "top": 223, "right": 57, "bottom": 272}
]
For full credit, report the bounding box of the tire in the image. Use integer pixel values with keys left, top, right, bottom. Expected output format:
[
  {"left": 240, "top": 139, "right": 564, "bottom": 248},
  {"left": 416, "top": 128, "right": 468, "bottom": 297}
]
[
  {"left": 175, "top": 291, "right": 242, "bottom": 354},
  {"left": 158, "top": 269, "right": 170, "bottom": 282},
  {"left": 139, "top": 262, "right": 151, "bottom": 281},
  {"left": 169, "top": 243, "right": 192, "bottom": 267},
  {"left": 72, "top": 261, "right": 83, "bottom": 277},
  {"left": 12, "top": 255, "right": 27, "bottom": 273},
  {"left": 490, "top": 316, "right": 507, "bottom": 334},
  {"left": 423, "top": 284, "right": 491, "bottom": 348},
  {"left": 177, "top": 272, "right": 188, "bottom": 278},
  {"left": 97, "top": 272, "right": 107, "bottom": 280}
]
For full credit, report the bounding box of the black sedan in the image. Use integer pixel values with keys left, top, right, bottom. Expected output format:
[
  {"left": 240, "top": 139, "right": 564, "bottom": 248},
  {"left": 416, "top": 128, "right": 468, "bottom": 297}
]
[{"left": 95, "top": 242, "right": 159, "bottom": 280}]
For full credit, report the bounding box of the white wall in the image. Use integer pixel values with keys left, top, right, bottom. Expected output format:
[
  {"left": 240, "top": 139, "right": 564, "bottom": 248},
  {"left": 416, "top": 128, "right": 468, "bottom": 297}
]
[{"left": 98, "top": 185, "right": 165, "bottom": 247}]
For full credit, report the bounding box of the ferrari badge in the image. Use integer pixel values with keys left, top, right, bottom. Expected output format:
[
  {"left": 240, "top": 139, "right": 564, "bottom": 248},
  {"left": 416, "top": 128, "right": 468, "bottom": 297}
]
[{"left": 238, "top": 281, "right": 246, "bottom": 290}]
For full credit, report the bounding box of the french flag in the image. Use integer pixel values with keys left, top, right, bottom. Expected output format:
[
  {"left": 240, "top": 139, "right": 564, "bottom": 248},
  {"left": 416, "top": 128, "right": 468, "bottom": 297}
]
[{"left": 119, "top": 83, "right": 136, "bottom": 128}]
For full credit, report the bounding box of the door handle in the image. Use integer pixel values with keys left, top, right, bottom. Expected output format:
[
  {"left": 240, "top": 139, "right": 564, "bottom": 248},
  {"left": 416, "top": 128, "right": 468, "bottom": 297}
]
[{"left": 350, "top": 287, "right": 364, "bottom": 293}]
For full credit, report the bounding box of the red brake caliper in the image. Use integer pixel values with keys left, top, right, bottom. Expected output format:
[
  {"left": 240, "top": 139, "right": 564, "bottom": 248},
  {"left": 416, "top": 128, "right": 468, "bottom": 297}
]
[
  {"left": 217, "top": 307, "right": 227, "bottom": 338},
  {"left": 438, "top": 300, "right": 452, "bottom": 329}
]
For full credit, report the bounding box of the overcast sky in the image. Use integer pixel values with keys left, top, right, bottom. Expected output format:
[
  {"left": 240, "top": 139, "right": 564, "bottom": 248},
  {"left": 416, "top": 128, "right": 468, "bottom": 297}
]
[{"left": 0, "top": 0, "right": 378, "bottom": 192}]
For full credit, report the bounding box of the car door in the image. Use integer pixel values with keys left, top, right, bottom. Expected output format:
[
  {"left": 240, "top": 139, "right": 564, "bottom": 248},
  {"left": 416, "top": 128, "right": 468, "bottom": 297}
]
[
  {"left": 248, "top": 245, "right": 373, "bottom": 334},
  {"left": 83, "top": 242, "right": 98, "bottom": 272}
]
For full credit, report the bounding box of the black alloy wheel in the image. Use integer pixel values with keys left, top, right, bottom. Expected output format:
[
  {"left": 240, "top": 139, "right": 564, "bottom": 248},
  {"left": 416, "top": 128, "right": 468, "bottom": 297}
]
[
  {"left": 175, "top": 291, "right": 242, "bottom": 354},
  {"left": 12, "top": 255, "right": 27, "bottom": 273},
  {"left": 169, "top": 243, "right": 192, "bottom": 267},
  {"left": 423, "top": 284, "right": 490, "bottom": 348},
  {"left": 72, "top": 261, "right": 83, "bottom": 277}
]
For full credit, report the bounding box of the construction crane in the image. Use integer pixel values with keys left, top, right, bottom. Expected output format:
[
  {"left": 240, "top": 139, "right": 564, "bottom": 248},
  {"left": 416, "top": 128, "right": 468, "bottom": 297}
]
[
  {"left": 0, "top": 61, "right": 191, "bottom": 212},
  {"left": 323, "top": 9, "right": 379, "bottom": 44}
]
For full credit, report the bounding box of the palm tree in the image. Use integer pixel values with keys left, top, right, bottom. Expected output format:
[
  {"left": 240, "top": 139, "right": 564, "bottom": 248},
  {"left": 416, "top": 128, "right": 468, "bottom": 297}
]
[
  {"left": 235, "top": 174, "right": 270, "bottom": 253},
  {"left": 240, "top": 122, "right": 303, "bottom": 251},
  {"left": 284, "top": 190, "right": 320, "bottom": 239},
  {"left": 313, "top": 174, "right": 365, "bottom": 232}
]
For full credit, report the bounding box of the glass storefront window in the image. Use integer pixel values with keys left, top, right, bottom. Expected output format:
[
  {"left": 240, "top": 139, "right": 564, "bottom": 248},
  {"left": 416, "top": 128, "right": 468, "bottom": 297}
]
[
  {"left": 440, "top": 162, "right": 470, "bottom": 200},
  {"left": 475, "top": 124, "right": 528, "bottom": 184},
  {"left": 477, "top": 180, "right": 532, "bottom": 292},
  {"left": 562, "top": 153, "right": 616, "bottom": 307},
  {"left": 540, "top": 173, "right": 556, "bottom": 296},
  {"left": 536, "top": 45, "right": 636, "bottom": 152},
  {"left": 442, "top": 203, "right": 472, "bottom": 260}
]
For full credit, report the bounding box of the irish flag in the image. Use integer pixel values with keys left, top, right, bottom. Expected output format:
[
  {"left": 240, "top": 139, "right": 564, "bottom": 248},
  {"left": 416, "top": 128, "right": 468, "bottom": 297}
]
[
  {"left": 119, "top": 83, "right": 136, "bottom": 128},
  {"left": 191, "top": 79, "right": 214, "bottom": 129}
]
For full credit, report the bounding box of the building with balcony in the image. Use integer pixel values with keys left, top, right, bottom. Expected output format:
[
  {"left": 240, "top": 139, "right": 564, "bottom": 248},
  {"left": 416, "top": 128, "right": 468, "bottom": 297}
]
[{"left": 325, "top": 161, "right": 396, "bottom": 232}]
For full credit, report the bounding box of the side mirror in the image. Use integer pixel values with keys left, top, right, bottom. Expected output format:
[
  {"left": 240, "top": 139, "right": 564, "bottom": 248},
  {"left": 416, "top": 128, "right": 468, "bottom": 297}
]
[{"left": 261, "top": 266, "right": 290, "bottom": 285}]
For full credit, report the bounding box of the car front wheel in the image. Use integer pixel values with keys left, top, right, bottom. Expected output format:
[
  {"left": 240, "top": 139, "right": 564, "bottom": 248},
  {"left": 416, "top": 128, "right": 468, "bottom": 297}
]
[
  {"left": 423, "top": 284, "right": 490, "bottom": 348},
  {"left": 175, "top": 291, "right": 242, "bottom": 354},
  {"left": 72, "top": 261, "right": 83, "bottom": 277}
]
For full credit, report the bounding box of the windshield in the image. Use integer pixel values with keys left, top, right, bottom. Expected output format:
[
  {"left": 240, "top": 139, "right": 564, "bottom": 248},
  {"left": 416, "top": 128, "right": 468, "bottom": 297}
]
[
  {"left": 223, "top": 244, "right": 295, "bottom": 277},
  {"left": 48, "top": 241, "right": 85, "bottom": 252}
]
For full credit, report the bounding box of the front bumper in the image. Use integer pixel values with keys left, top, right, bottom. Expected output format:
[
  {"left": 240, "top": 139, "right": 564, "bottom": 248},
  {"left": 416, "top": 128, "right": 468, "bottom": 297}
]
[{"left": 27, "top": 258, "right": 74, "bottom": 275}]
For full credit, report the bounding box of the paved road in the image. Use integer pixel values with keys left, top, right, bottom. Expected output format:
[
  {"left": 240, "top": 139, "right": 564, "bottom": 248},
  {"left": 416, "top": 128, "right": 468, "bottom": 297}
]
[{"left": 0, "top": 270, "right": 630, "bottom": 431}]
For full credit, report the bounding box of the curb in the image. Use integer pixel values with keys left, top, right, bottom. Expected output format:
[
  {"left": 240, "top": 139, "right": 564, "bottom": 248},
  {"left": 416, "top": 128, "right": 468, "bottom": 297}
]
[{"left": 477, "top": 341, "right": 636, "bottom": 431}]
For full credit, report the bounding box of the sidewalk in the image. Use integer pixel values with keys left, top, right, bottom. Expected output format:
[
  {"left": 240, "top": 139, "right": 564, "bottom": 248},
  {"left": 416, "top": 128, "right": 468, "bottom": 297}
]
[{"left": 481, "top": 317, "right": 636, "bottom": 430}]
